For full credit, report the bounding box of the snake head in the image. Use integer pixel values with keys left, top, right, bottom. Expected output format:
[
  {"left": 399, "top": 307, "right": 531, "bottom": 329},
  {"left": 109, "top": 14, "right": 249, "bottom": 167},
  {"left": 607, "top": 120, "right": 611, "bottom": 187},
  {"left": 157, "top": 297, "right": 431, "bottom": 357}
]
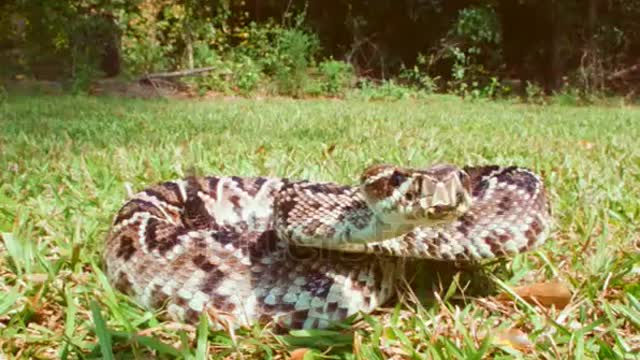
[{"left": 360, "top": 163, "right": 472, "bottom": 226}]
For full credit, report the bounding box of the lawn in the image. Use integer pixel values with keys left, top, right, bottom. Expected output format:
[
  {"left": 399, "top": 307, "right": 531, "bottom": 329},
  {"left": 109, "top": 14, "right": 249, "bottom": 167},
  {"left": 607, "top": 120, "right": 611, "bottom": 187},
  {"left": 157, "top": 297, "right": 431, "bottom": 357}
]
[{"left": 0, "top": 94, "right": 638, "bottom": 359}]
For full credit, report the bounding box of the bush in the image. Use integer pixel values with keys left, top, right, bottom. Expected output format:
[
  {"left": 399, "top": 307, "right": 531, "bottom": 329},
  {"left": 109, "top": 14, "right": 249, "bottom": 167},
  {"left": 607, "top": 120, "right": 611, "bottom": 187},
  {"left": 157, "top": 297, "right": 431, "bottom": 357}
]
[
  {"left": 352, "top": 79, "right": 424, "bottom": 101},
  {"left": 273, "top": 28, "right": 320, "bottom": 97},
  {"left": 437, "top": 5, "right": 503, "bottom": 97},
  {"left": 232, "top": 55, "right": 262, "bottom": 94},
  {"left": 318, "top": 59, "right": 354, "bottom": 96},
  {"left": 398, "top": 54, "right": 439, "bottom": 93},
  {"left": 524, "top": 81, "right": 546, "bottom": 104}
]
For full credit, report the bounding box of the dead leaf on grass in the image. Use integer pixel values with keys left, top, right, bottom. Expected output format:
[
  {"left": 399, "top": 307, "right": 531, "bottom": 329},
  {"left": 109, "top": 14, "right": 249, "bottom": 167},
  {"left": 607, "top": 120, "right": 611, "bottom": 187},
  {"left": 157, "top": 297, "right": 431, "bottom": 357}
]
[
  {"left": 578, "top": 140, "right": 595, "bottom": 150},
  {"left": 255, "top": 145, "right": 266, "bottom": 155},
  {"left": 499, "top": 281, "right": 572, "bottom": 309},
  {"left": 289, "top": 348, "right": 311, "bottom": 360},
  {"left": 493, "top": 328, "right": 534, "bottom": 352}
]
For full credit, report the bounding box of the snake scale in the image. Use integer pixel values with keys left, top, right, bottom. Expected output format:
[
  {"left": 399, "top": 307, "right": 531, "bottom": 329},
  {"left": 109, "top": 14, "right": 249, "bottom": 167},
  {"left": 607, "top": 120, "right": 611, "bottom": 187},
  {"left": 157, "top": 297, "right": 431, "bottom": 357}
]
[{"left": 103, "top": 163, "right": 551, "bottom": 330}]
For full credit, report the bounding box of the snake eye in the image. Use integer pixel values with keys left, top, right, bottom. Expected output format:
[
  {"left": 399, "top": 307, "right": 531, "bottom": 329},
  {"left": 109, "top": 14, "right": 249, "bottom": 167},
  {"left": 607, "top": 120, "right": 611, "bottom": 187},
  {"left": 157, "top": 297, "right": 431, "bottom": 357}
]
[
  {"left": 389, "top": 171, "right": 406, "bottom": 187},
  {"left": 458, "top": 170, "right": 471, "bottom": 190}
]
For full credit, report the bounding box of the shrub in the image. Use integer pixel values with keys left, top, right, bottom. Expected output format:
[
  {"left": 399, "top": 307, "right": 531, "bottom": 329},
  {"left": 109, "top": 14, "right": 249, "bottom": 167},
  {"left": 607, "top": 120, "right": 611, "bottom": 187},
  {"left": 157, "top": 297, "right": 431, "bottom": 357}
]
[
  {"left": 525, "top": 81, "right": 546, "bottom": 104},
  {"left": 352, "top": 79, "right": 423, "bottom": 101},
  {"left": 318, "top": 59, "right": 354, "bottom": 96},
  {"left": 273, "top": 28, "right": 320, "bottom": 97},
  {"left": 398, "top": 54, "right": 439, "bottom": 93},
  {"left": 438, "top": 5, "right": 503, "bottom": 97},
  {"left": 232, "top": 55, "right": 262, "bottom": 94}
]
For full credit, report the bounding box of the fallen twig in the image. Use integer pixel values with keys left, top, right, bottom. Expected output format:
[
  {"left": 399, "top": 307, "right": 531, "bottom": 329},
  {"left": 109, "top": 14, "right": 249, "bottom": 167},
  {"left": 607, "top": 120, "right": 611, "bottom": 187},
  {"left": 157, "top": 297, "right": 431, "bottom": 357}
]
[{"left": 139, "top": 66, "right": 216, "bottom": 81}]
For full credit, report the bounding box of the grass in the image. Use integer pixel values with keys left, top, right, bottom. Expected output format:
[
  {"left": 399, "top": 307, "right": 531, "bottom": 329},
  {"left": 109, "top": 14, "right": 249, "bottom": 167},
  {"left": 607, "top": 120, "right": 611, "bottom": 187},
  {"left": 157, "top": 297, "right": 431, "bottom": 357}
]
[{"left": 0, "top": 93, "right": 639, "bottom": 359}]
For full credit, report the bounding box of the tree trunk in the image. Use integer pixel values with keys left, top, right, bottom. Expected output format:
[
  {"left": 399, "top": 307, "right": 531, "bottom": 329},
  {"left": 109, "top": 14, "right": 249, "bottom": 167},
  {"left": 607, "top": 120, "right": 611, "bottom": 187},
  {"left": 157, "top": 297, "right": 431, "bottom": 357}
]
[
  {"left": 543, "top": 0, "right": 561, "bottom": 93},
  {"left": 585, "top": 0, "right": 601, "bottom": 91},
  {"left": 185, "top": 19, "right": 194, "bottom": 69}
]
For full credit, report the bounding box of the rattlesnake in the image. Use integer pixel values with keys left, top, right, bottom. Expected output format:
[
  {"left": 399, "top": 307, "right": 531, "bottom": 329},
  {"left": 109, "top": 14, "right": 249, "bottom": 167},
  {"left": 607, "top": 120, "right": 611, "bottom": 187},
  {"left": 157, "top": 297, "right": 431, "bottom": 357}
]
[{"left": 103, "top": 163, "right": 551, "bottom": 330}]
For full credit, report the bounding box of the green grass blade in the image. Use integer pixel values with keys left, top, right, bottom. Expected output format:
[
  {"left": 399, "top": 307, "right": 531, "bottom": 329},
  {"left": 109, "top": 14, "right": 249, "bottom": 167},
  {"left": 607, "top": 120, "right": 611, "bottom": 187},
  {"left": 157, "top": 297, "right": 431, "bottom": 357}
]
[
  {"left": 0, "top": 286, "right": 20, "bottom": 315},
  {"left": 1, "top": 231, "right": 32, "bottom": 275},
  {"left": 195, "top": 313, "right": 209, "bottom": 360},
  {"left": 64, "top": 287, "right": 77, "bottom": 339},
  {"left": 613, "top": 295, "right": 640, "bottom": 329},
  {"left": 89, "top": 300, "right": 114, "bottom": 360},
  {"left": 135, "top": 335, "right": 182, "bottom": 357}
]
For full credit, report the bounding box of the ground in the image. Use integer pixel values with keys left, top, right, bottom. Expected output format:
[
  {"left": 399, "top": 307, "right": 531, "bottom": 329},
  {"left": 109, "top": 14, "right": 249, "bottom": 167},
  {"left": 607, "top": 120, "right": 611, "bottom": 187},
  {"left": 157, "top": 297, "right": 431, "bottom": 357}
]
[{"left": 0, "top": 94, "right": 638, "bottom": 359}]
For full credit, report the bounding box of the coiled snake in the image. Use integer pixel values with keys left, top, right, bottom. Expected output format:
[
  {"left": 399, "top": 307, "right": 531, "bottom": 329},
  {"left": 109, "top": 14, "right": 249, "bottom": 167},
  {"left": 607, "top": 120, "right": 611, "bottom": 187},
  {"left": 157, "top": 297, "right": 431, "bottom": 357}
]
[{"left": 103, "top": 164, "right": 550, "bottom": 330}]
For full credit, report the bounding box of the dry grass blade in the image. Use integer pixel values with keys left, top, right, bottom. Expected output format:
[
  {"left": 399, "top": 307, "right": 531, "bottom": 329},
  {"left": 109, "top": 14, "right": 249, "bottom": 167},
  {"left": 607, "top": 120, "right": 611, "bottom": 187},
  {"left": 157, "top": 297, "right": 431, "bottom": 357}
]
[{"left": 491, "top": 328, "right": 534, "bottom": 353}]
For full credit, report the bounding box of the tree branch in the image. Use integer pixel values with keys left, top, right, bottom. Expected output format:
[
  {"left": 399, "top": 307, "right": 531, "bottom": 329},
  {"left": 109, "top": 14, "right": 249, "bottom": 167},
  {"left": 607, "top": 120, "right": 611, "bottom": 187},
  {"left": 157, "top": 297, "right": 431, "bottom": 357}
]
[
  {"left": 607, "top": 63, "right": 640, "bottom": 81},
  {"left": 139, "top": 66, "right": 216, "bottom": 81}
]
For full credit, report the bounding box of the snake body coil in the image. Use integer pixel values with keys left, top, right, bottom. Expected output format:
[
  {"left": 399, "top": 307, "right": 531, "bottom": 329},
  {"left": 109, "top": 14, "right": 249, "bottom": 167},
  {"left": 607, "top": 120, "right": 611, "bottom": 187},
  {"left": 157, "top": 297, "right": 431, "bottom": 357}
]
[{"left": 104, "top": 164, "right": 551, "bottom": 329}]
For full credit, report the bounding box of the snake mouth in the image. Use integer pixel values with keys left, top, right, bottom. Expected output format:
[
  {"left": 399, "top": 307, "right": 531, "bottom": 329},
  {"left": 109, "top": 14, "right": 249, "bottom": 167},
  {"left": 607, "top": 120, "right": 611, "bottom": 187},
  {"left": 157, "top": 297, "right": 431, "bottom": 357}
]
[{"left": 426, "top": 205, "right": 458, "bottom": 220}]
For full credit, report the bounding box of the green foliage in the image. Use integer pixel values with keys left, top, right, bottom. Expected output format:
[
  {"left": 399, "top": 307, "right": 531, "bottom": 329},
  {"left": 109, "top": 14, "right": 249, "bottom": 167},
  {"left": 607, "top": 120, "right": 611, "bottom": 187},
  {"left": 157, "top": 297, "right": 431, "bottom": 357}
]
[
  {"left": 524, "top": 81, "right": 546, "bottom": 105},
  {"left": 550, "top": 83, "right": 584, "bottom": 107},
  {"left": 121, "top": 34, "right": 170, "bottom": 75},
  {"left": 2, "top": 0, "right": 129, "bottom": 88},
  {"left": 439, "top": 5, "right": 504, "bottom": 98},
  {"left": 233, "top": 56, "right": 263, "bottom": 94},
  {"left": 190, "top": 23, "right": 319, "bottom": 97},
  {"left": 119, "top": 2, "right": 210, "bottom": 74},
  {"left": 67, "top": 15, "right": 116, "bottom": 93},
  {"left": 318, "top": 59, "right": 354, "bottom": 96},
  {"left": 273, "top": 27, "right": 320, "bottom": 97},
  {"left": 188, "top": 45, "right": 229, "bottom": 93},
  {"left": 190, "top": 52, "right": 264, "bottom": 95},
  {"left": 353, "top": 79, "right": 426, "bottom": 101},
  {"left": 115, "top": 4, "right": 320, "bottom": 97},
  {"left": 399, "top": 54, "right": 439, "bottom": 94},
  {"left": 4, "top": 0, "right": 640, "bottom": 99},
  {"left": 452, "top": 5, "right": 501, "bottom": 45}
]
